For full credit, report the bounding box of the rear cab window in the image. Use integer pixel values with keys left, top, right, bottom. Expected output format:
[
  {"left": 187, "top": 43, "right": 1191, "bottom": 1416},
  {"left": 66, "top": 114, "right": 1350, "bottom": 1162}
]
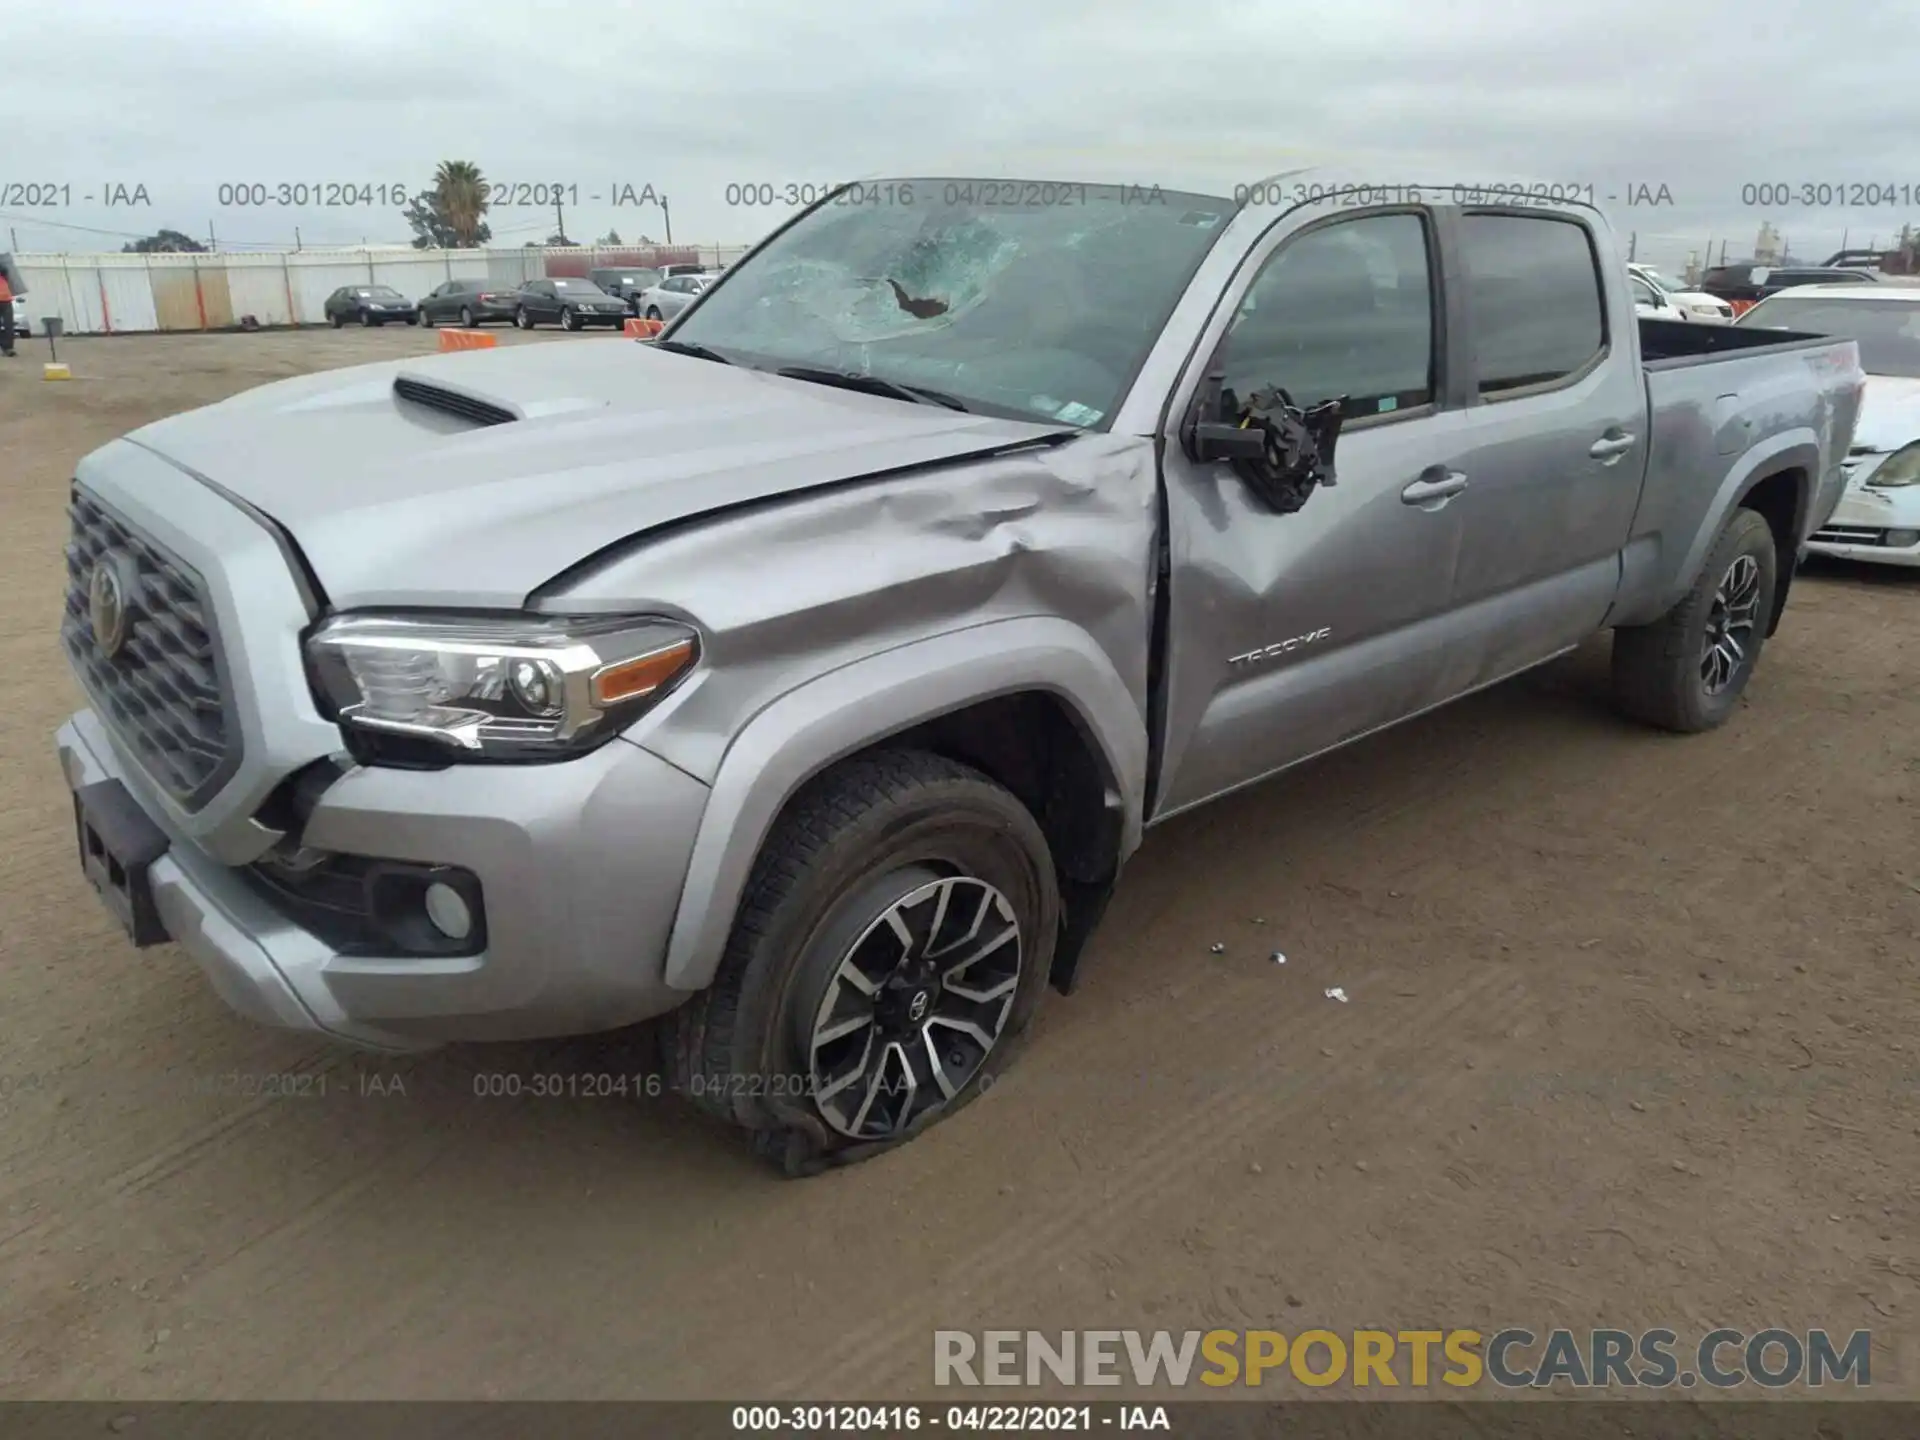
[{"left": 1458, "top": 212, "right": 1607, "bottom": 397}]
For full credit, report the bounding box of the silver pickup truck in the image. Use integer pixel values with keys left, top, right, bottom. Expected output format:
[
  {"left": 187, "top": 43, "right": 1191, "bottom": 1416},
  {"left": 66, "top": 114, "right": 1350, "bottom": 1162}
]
[{"left": 56, "top": 174, "right": 1863, "bottom": 1172}]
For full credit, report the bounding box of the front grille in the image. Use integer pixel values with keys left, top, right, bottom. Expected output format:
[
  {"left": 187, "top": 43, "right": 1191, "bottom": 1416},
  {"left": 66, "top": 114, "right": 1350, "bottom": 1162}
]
[
  {"left": 61, "top": 487, "right": 239, "bottom": 808},
  {"left": 1811, "top": 525, "right": 1886, "bottom": 545}
]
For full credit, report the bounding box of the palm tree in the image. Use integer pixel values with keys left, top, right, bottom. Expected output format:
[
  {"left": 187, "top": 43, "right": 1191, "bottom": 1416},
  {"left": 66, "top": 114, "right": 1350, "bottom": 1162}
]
[{"left": 433, "top": 161, "right": 489, "bottom": 247}]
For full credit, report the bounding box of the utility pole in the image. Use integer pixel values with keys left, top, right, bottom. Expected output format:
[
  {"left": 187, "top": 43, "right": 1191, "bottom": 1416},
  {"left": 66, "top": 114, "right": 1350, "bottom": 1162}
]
[
  {"left": 1627, "top": 231, "right": 1637, "bottom": 261},
  {"left": 294, "top": 227, "right": 303, "bottom": 252},
  {"left": 208, "top": 221, "right": 218, "bottom": 253},
  {"left": 554, "top": 195, "right": 566, "bottom": 244},
  {"left": 660, "top": 194, "right": 672, "bottom": 245},
  {"left": 8, "top": 227, "right": 16, "bottom": 252}
]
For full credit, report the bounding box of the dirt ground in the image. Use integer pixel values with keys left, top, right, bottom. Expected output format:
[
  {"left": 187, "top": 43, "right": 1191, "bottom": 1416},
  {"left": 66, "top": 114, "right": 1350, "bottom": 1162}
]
[{"left": 0, "top": 329, "right": 1916, "bottom": 1402}]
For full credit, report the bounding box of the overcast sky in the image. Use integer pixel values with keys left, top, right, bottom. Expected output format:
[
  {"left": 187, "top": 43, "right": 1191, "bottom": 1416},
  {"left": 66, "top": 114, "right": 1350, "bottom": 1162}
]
[{"left": 4, "top": 0, "right": 1915, "bottom": 272}]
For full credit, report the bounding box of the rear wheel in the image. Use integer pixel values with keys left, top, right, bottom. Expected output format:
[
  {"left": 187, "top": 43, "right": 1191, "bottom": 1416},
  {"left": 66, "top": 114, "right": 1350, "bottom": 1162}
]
[
  {"left": 1612, "top": 506, "right": 1778, "bottom": 733},
  {"left": 459, "top": 307, "right": 474, "bottom": 328},
  {"left": 670, "top": 749, "right": 1059, "bottom": 1175}
]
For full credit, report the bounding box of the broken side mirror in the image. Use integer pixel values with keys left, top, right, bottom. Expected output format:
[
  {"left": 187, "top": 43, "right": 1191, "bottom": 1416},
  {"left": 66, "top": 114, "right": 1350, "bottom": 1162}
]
[{"left": 1184, "top": 369, "right": 1346, "bottom": 515}]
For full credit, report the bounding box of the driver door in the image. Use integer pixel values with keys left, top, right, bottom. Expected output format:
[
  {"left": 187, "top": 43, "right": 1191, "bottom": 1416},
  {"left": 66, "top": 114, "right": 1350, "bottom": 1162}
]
[{"left": 1153, "top": 207, "right": 1478, "bottom": 817}]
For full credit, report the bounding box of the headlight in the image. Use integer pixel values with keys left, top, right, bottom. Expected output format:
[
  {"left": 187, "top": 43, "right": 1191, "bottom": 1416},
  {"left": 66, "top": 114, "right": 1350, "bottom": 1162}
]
[
  {"left": 305, "top": 614, "right": 698, "bottom": 761},
  {"left": 1865, "top": 441, "right": 1920, "bottom": 489}
]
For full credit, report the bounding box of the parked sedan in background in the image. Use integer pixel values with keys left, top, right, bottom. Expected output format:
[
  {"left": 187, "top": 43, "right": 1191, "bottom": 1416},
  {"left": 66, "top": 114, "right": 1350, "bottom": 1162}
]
[
  {"left": 589, "top": 267, "right": 662, "bottom": 312},
  {"left": 418, "top": 278, "right": 519, "bottom": 327},
  {"left": 322, "top": 285, "right": 419, "bottom": 327},
  {"left": 1629, "top": 263, "right": 1734, "bottom": 322},
  {"left": 512, "top": 277, "right": 631, "bottom": 330},
  {"left": 637, "top": 271, "right": 716, "bottom": 321},
  {"left": 1739, "top": 285, "right": 1920, "bottom": 567}
]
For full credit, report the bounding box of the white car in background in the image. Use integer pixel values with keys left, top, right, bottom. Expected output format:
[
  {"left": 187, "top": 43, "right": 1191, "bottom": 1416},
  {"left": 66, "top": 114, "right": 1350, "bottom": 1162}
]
[
  {"left": 1738, "top": 284, "right": 1920, "bottom": 566},
  {"left": 1630, "top": 263, "right": 1735, "bottom": 322},
  {"left": 9, "top": 296, "right": 26, "bottom": 338},
  {"left": 1629, "top": 271, "right": 1688, "bottom": 321},
  {"left": 636, "top": 271, "right": 718, "bottom": 322}
]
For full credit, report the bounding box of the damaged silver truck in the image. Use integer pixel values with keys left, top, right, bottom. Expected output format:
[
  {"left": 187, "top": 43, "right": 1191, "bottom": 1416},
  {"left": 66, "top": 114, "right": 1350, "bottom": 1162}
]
[{"left": 57, "top": 174, "right": 1863, "bottom": 1172}]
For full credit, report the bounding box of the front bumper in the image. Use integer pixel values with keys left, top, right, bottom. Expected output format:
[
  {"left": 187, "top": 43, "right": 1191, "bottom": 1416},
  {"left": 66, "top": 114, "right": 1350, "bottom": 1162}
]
[
  {"left": 57, "top": 707, "right": 712, "bottom": 1050},
  {"left": 1806, "top": 482, "right": 1920, "bottom": 567}
]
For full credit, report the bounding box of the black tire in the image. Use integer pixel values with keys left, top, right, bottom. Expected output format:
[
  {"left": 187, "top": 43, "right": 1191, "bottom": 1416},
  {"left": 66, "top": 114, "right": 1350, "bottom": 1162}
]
[
  {"left": 329, "top": 311, "right": 343, "bottom": 329},
  {"left": 359, "top": 309, "right": 374, "bottom": 327},
  {"left": 408, "top": 312, "right": 420, "bottom": 326},
  {"left": 516, "top": 307, "right": 534, "bottom": 330},
  {"left": 669, "top": 749, "right": 1060, "bottom": 1175},
  {"left": 1612, "top": 506, "right": 1778, "bottom": 733},
  {"left": 645, "top": 306, "right": 663, "bottom": 321},
  {"left": 420, "top": 308, "right": 437, "bottom": 328},
  {"left": 560, "top": 307, "right": 579, "bottom": 332},
  {"left": 459, "top": 307, "right": 474, "bottom": 328}
]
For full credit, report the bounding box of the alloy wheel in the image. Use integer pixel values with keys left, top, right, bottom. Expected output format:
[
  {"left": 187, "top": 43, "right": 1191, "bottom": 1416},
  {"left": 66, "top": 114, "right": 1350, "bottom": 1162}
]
[
  {"left": 806, "top": 875, "right": 1022, "bottom": 1142},
  {"left": 1701, "top": 553, "right": 1761, "bottom": 695}
]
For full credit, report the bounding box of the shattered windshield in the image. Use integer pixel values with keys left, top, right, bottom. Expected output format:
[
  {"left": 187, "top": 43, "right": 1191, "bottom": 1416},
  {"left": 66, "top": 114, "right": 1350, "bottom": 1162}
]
[{"left": 670, "top": 179, "right": 1234, "bottom": 426}]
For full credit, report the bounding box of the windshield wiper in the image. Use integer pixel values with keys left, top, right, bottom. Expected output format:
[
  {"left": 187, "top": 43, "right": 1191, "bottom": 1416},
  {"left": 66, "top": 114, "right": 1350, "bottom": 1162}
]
[
  {"left": 651, "top": 338, "right": 733, "bottom": 365},
  {"left": 774, "top": 365, "right": 970, "bottom": 412}
]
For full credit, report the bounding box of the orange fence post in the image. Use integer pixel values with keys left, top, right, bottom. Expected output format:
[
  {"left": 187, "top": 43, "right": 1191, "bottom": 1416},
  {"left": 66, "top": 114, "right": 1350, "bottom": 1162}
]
[
  {"left": 438, "top": 328, "right": 497, "bottom": 352},
  {"left": 623, "top": 317, "right": 663, "bottom": 338}
]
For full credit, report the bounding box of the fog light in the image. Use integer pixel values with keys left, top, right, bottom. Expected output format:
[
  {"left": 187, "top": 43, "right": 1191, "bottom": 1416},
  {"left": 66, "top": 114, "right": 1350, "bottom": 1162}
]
[
  {"left": 424, "top": 881, "right": 473, "bottom": 940},
  {"left": 1885, "top": 529, "right": 1919, "bottom": 548}
]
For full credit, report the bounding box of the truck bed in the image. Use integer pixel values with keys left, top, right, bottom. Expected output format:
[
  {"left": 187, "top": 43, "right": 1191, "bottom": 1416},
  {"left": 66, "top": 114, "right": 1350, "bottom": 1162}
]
[
  {"left": 1637, "top": 316, "right": 1831, "bottom": 367},
  {"left": 1613, "top": 320, "right": 1864, "bottom": 634}
]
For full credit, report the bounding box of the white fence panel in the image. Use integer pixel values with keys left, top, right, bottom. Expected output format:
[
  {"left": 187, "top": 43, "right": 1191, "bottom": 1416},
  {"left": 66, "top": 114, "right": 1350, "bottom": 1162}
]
[
  {"left": 225, "top": 256, "right": 300, "bottom": 327},
  {"left": 16, "top": 260, "right": 108, "bottom": 334},
  {"left": 99, "top": 262, "right": 162, "bottom": 333}
]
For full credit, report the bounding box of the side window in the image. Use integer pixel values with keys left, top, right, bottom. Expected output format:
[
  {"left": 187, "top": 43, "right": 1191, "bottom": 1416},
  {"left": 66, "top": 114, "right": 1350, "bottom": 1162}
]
[
  {"left": 1460, "top": 213, "right": 1606, "bottom": 396},
  {"left": 1218, "top": 212, "right": 1435, "bottom": 418}
]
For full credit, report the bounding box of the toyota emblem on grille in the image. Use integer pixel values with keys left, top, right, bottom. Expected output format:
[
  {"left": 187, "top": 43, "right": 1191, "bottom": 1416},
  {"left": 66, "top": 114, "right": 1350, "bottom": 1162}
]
[{"left": 89, "top": 561, "right": 130, "bottom": 659}]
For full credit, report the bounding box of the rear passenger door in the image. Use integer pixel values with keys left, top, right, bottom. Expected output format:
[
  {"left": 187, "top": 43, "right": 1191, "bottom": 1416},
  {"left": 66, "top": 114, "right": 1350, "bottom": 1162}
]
[
  {"left": 1154, "top": 207, "right": 1481, "bottom": 816},
  {"left": 1438, "top": 208, "right": 1647, "bottom": 691}
]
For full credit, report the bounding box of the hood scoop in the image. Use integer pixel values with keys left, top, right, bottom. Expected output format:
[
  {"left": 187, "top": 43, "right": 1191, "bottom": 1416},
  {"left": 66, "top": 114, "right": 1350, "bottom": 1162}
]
[{"left": 393, "top": 375, "right": 520, "bottom": 427}]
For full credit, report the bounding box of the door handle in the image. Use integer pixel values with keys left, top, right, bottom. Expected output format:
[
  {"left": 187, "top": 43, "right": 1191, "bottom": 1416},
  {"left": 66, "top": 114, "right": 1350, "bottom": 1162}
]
[
  {"left": 1589, "top": 432, "right": 1637, "bottom": 460},
  {"left": 1401, "top": 468, "right": 1469, "bottom": 506}
]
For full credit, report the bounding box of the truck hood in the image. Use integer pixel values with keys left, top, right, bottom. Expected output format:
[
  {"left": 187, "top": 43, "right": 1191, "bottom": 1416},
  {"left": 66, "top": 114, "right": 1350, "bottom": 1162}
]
[
  {"left": 125, "top": 340, "right": 1070, "bottom": 608},
  {"left": 1853, "top": 374, "right": 1920, "bottom": 453}
]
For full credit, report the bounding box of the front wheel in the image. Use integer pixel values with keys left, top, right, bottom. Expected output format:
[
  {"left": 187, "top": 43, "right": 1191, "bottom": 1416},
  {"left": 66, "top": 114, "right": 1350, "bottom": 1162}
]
[
  {"left": 670, "top": 749, "right": 1059, "bottom": 1175},
  {"left": 1612, "top": 506, "right": 1778, "bottom": 733},
  {"left": 459, "top": 307, "right": 474, "bottom": 328},
  {"left": 359, "top": 310, "right": 374, "bottom": 327},
  {"left": 515, "top": 307, "right": 534, "bottom": 329},
  {"left": 560, "top": 306, "right": 580, "bottom": 331},
  {"left": 329, "top": 311, "right": 343, "bottom": 329},
  {"left": 645, "top": 306, "right": 663, "bottom": 321}
]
